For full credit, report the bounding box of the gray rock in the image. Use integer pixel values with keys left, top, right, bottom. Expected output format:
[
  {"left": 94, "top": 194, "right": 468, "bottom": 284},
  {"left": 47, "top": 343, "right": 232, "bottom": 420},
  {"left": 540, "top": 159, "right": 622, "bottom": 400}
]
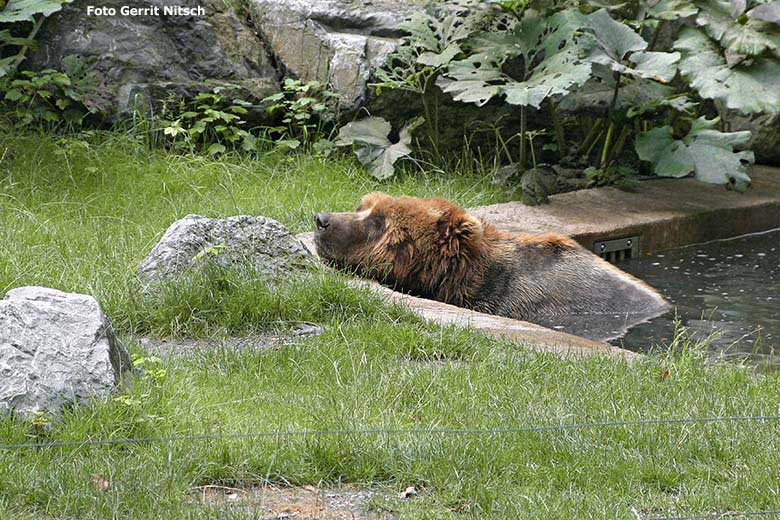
[
  {"left": 723, "top": 111, "right": 780, "bottom": 166},
  {"left": 290, "top": 323, "right": 324, "bottom": 337},
  {"left": 27, "top": 0, "right": 279, "bottom": 116},
  {"left": 0, "top": 287, "right": 132, "bottom": 419},
  {"left": 247, "top": 0, "right": 416, "bottom": 111},
  {"left": 138, "top": 214, "right": 313, "bottom": 283}
]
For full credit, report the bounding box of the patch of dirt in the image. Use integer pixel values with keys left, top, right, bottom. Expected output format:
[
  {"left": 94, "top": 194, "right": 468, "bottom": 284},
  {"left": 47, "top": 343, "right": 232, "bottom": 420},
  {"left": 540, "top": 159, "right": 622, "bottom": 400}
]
[{"left": 192, "top": 483, "right": 392, "bottom": 519}]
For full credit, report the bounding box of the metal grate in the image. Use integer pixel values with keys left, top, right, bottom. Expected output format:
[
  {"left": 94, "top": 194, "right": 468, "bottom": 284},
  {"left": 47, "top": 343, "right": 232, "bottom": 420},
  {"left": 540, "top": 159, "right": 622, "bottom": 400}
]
[{"left": 594, "top": 235, "right": 640, "bottom": 263}]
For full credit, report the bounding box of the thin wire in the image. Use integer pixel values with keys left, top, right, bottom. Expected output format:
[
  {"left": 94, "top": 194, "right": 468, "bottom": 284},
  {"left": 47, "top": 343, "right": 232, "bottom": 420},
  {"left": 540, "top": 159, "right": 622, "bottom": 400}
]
[
  {"left": 646, "top": 510, "right": 780, "bottom": 520},
  {"left": 2, "top": 414, "right": 779, "bottom": 451}
]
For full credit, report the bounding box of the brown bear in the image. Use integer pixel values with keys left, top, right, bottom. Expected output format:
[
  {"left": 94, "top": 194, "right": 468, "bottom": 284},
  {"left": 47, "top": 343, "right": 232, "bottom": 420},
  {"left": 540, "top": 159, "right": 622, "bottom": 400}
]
[{"left": 313, "top": 192, "right": 670, "bottom": 341}]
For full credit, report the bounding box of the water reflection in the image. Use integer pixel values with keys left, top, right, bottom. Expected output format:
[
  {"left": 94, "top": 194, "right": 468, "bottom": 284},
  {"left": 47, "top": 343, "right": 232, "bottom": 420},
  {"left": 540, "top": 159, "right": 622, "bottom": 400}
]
[{"left": 617, "top": 229, "right": 780, "bottom": 364}]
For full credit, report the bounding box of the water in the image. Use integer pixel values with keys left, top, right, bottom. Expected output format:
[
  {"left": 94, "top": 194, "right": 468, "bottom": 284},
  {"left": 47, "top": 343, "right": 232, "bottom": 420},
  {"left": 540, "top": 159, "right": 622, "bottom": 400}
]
[{"left": 616, "top": 229, "right": 780, "bottom": 364}]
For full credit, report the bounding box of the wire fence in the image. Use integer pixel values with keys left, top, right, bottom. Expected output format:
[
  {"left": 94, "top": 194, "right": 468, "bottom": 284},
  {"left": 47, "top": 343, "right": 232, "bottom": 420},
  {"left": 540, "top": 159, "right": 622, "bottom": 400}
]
[
  {"left": 646, "top": 511, "right": 780, "bottom": 520},
  {"left": 3, "top": 413, "right": 780, "bottom": 519},
  {"left": 2, "top": 413, "right": 780, "bottom": 451}
]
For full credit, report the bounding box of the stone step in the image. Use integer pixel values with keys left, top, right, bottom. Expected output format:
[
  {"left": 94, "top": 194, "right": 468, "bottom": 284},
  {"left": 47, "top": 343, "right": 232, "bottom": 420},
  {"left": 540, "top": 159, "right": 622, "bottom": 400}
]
[{"left": 470, "top": 166, "right": 780, "bottom": 255}]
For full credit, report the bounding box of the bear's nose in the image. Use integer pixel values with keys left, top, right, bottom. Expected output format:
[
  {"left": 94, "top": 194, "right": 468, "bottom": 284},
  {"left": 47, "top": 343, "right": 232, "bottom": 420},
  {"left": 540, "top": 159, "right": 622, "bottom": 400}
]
[{"left": 315, "top": 212, "right": 330, "bottom": 231}]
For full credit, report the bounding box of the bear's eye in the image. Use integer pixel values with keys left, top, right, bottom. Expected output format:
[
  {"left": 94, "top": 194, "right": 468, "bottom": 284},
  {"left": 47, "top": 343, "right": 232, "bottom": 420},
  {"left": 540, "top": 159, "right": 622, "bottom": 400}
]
[{"left": 366, "top": 214, "right": 384, "bottom": 235}]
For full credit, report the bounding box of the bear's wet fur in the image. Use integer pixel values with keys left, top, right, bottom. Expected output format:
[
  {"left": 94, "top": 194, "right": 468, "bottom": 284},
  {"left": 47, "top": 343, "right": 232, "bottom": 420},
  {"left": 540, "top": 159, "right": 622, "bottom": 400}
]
[{"left": 314, "top": 192, "right": 671, "bottom": 340}]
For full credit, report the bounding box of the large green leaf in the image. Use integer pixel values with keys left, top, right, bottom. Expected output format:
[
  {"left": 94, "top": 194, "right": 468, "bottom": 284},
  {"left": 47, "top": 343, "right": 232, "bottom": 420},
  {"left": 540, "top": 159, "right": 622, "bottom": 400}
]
[
  {"left": 436, "top": 53, "right": 505, "bottom": 106},
  {"left": 439, "top": 10, "right": 591, "bottom": 108},
  {"left": 417, "top": 43, "right": 461, "bottom": 68},
  {"left": 635, "top": 127, "right": 693, "bottom": 177},
  {"left": 400, "top": 11, "right": 440, "bottom": 52},
  {"left": 587, "top": 9, "right": 647, "bottom": 60},
  {"left": 400, "top": 10, "right": 478, "bottom": 69},
  {"left": 748, "top": 0, "right": 780, "bottom": 23},
  {"left": 583, "top": 9, "right": 680, "bottom": 82},
  {"left": 644, "top": 0, "right": 699, "bottom": 21},
  {"left": 695, "top": 0, "right": 780, "bottom": 56},
  {"left": 469, "top": 10, "right": 548, "bottom": 61},
  {"left": 628, "top": 50, "right": 681, "bottom": 82},
  {"left": 336, "top": 117, "right": 422, "bottom": 180},
  {"left": 502, "top": 47, "right": 592, "bottom": 108},
  {"left": 635, "top": 117, "right": 754, "bottom": 190},
  {"left": 336, "top": 117, "right": 392, "bottom": 148},
  {"left": 0, "top": 0, "right": 70, "bottom": 22},
  {"left": 675, "top": 27, "right": 780, "bottom": 113}
]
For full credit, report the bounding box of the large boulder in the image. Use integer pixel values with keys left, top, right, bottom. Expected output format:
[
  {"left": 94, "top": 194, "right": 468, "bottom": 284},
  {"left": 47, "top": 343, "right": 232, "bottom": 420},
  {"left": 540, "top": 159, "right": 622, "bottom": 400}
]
[
  {"left": 247, "top": 0, "right": 417, "bottom": 111},
  {"left": 27, "top": 0, "right": 279, "bottom": 116},
  {"left": 138, "top": 214, "right": 314, "bottom": 283},
  {"left": 722, "top": 111, "right": 780, "bottom": 166},
  {"left": 0, "top": 287, "right": 132, "bottom": 419}
]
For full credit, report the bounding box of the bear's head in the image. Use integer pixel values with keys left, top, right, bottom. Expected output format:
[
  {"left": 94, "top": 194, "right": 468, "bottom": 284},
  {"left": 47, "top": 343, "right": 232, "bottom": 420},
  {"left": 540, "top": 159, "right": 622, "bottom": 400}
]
[{"left": 314, "top": 192, "right": 487, "bottom": 302}]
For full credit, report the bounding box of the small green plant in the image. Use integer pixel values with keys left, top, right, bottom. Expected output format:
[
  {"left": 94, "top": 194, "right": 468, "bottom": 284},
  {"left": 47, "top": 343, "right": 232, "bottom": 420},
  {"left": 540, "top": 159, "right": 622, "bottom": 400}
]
[
  {"left": 1, "top": 69, "right": 87, "bottom": 127},
  {"left": 161, "top": 84, "right": 258, "bottom": 155},
  {"left": 262, "top": 78, "right": 338, "bottom": 150},
  {"left": 112, "top": 354, "right": 166, "bottom": 419},
  {"left": 132, "top": 355, "right": 167, "bottom": 385},
  {"left": 29, "top": 410, "right": 53, "bottom": 432},
  {"left": 583, "top": 164, "right": 637, "bottom": 187}
]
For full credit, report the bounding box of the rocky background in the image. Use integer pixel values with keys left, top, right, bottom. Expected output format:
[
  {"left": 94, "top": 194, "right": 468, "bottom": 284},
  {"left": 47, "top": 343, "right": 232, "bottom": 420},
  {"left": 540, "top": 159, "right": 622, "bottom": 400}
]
[
  {"left": 26, "top": 0, "right": 780, "bottom": 164},
  {"left": 27, "top": 0, "right": 415, "bottom": 116}
]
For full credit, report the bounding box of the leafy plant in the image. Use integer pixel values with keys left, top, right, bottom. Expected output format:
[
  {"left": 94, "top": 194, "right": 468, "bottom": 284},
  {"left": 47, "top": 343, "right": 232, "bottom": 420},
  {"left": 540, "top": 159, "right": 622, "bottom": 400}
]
[
  {"left": 583, "top": 164, "right": 637, "bottom": 187},
  {"left": 635, "top": 116, "right": 754, "bottom": 190},
  {"left": 373, "top": 0, "right": 779, "bottom": 198},
  {"left": 262, "top": 78, "right": 338, "bottom": 150},
  {"left": 438, "top": 7, "right": 594, "bottom": 172},
  {"left": 372, "top": 8, "right": 482, "bottom": 155},
  {"left": 675, "top": 26, "right": 780, "bottom": 114},
  {"left": 0, "top": 0, "right": 72, "bottom": 77},
  {"left": 161, "top": 84, "right": 257, "bottom": 155},
  {"left": 336, "top": 116, "right": 424, "bottom": 179},
  {"left": 59, "top": 54, "right": 112, "bottom": 115},
  {"left": 579, "top": 8, "right": 681, "bottom": 169},
  {"left": 1, "top": 69, "right": 88, "bottom": 127},
  {"left": 192, "top": 244, "right": 229, "bottom": 263}
]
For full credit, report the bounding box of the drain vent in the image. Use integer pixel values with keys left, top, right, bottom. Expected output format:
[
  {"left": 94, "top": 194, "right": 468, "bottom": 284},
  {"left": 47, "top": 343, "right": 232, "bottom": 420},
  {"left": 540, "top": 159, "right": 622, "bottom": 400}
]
[{"left": 594, "top": 236, "right": 640, "bottom": 263}]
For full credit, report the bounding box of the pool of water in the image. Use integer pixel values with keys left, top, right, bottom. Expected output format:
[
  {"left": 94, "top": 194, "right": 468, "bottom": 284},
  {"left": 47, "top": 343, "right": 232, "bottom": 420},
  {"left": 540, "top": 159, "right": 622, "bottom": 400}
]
[{"left": 616, "top": 229, "right": 780, "bottom": 364}]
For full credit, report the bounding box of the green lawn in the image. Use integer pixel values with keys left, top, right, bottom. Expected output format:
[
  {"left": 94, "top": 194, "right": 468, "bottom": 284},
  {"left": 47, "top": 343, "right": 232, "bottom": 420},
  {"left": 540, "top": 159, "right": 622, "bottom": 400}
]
[{"left": 1, "top": 131, "right": 779, "bottom": 519}]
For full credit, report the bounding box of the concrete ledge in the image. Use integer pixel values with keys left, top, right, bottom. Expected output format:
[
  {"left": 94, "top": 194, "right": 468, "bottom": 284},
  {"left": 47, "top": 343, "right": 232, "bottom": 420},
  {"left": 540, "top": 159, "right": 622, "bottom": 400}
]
[
  {"left": 470, "top": 166, "right": 780, "bottom": 254},
  {"left": 357, "top": 280, "right": 638, "bottom": 359}
]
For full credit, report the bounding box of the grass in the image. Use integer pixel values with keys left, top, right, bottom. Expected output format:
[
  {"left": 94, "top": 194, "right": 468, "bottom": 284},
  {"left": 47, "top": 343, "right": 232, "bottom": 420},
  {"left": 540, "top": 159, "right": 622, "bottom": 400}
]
[
  {"left": 0, "top": 130, "right": 507, "bottom": 332},
  {"left": 1, "top": 130, "right": 780, "bottom": 519}
]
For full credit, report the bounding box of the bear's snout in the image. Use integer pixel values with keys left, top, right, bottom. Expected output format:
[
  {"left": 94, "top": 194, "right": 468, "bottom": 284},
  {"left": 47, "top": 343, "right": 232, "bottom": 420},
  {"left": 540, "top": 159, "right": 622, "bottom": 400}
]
[
  {"left": 313, "top": 209, "right": 375, "bottom": 265},
  {"left": 315, "top": 212, "right": 330, "bottom": 231}
]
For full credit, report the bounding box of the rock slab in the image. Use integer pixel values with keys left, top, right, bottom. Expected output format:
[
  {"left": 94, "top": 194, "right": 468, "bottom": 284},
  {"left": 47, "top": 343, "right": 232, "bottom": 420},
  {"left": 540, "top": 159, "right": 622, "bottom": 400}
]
[
  {"left": 247, "top": 0, "right": 417, "bottom": 111},
  {"left": 28, "top": 0, "right": 278, "bottom": 115},
  {"left": 138, "top": 214, "right": 313, "bottom": 283},
  {"left": 0, "top": 287, "right": 132, "bottom": 418}
]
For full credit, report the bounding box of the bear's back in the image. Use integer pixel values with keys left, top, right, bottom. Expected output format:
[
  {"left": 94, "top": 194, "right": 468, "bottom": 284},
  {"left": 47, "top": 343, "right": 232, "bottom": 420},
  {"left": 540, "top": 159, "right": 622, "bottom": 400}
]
[{"left": 472, "top": 235, "right": 671, "bottom": 341}]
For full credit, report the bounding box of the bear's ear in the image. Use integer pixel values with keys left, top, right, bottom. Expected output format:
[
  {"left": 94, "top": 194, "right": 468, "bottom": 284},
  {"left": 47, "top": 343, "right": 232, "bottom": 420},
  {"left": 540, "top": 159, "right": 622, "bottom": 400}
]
[{"left": 438, "top": 211, "right": 483, "bottom": 257}]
